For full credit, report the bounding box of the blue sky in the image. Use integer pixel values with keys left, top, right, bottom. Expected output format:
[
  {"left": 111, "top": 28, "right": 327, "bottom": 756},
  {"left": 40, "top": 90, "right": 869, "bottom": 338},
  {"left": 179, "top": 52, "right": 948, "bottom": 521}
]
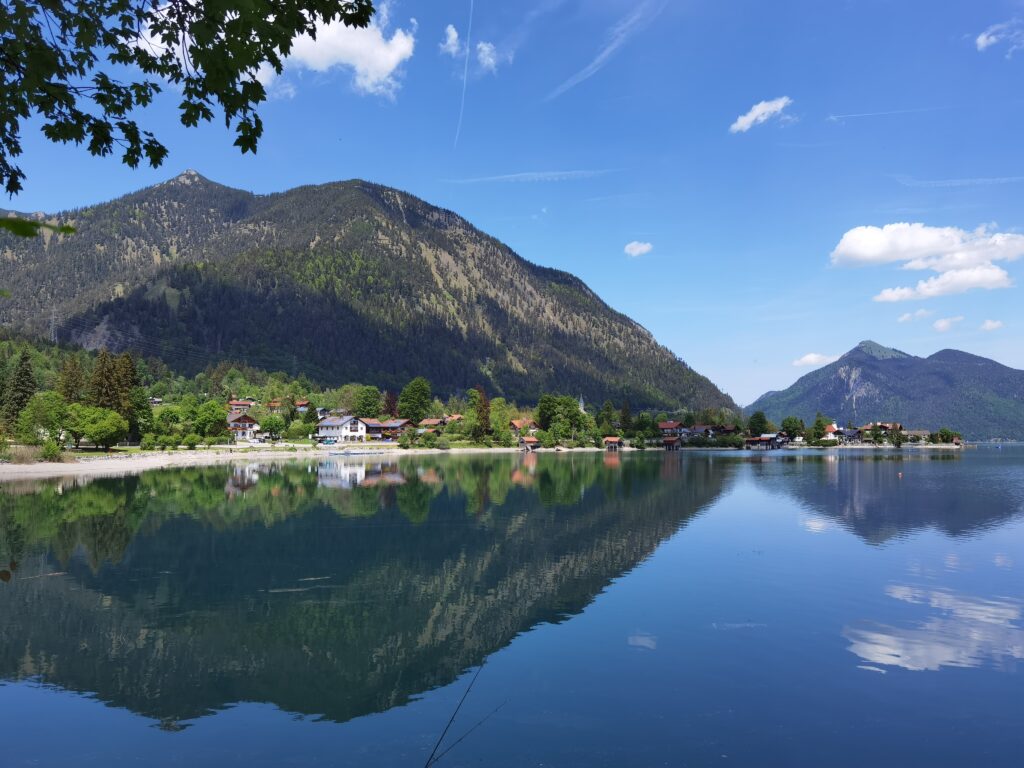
[{"left": 12, "top": 0, "right": 1024, "bottom": 404}]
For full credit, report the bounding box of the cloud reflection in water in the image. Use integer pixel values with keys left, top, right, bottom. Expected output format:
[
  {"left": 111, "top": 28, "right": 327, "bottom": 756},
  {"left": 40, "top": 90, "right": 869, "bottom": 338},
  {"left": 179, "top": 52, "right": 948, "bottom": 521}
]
[{"left": 844, "top": 585, "right": 1024, "bottom": 672}]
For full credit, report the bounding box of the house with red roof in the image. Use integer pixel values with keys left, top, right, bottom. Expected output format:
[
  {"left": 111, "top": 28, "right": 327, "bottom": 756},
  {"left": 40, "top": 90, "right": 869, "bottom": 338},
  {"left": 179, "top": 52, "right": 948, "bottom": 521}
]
[
  {"left": 227, "top": 412, "right": 260, "bottom": 441},
  {"left": 603, "top": 436, "right": 623, "bottom": 452},
  {"left": 510, "top": 418, "right": 539, "bottom": 436}
]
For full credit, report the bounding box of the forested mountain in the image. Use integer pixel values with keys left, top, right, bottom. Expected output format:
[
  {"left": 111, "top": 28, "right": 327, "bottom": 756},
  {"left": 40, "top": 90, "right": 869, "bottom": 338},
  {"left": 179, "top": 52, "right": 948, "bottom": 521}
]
[
  {"left": 0, "top": 172, "right": 734, "bottom": 410},
  {"left": 747, "top": 341, "right": 1024, "bottom": 440}
]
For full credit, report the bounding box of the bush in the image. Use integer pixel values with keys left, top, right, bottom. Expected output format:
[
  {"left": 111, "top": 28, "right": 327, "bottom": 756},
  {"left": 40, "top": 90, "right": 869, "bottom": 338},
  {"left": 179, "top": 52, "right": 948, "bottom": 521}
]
[
  {"left": 140, "top": 433, "right": 157, "bottom": 451},
  {"left": 183, "top": 433, "right": 201, "bottom": 450},
  {"left": 159, "top": 434, "right": 178, "bottom": 450},
  {"left": 495, "top": 429, "right": 515, "bottom": 448},
  {"left": 398, "top": 432, "right": 413, "bottom": 449},
  {"left": 537, "top": 429, "right": 556, "bottom": 449},
  {"left": 436, "top": 436, "right": 450, "bottom": 450},
  {"left": 420, "top": 431, "right": 438, "bottom": 448},
  {"left": 285, "top": 421, "right": 308, "bottom": 440},
  {"left": 41, "top": 440, "right": 62, "bottom": 462}
]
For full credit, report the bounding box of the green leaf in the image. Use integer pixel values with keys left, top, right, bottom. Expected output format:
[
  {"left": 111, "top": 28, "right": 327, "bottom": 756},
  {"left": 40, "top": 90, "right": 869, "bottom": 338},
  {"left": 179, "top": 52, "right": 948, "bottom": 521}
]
[{"left": 0, "top": 218, "right": 76, "bottom": 238}]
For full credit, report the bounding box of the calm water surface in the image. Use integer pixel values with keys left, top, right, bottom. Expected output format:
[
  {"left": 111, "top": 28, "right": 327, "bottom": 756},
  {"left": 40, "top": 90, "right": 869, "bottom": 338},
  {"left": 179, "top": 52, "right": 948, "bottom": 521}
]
[{"left": 1, "top": 448, "right": 1022, "bottom": 766}]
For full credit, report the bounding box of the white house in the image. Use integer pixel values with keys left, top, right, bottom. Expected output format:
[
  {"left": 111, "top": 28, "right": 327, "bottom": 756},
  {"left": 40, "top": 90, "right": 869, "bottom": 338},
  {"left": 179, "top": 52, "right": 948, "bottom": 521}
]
[
  {"left": 317, "top": 415, "right": 367, "bottom": 443},
  {"left": 227, "top": 413, "right": 260, "bottom": 442}
]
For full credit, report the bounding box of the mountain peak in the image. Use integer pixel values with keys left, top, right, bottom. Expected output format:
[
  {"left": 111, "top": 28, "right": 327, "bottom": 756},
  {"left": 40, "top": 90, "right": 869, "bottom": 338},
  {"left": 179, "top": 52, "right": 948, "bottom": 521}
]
[
  {"left": 167, "top": 169, "right": 208, "bottom": 186},
  {"left": 848, "top": 340, "right": 910, "bottom": 360}
]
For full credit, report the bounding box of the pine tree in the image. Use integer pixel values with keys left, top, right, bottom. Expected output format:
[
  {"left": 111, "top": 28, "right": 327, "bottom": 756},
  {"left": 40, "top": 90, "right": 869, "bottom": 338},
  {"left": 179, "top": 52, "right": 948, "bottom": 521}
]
[
  {"left": 89, "top": 349, "right": 121, "bottom": 411},
  {"left": 383, "top": 390, "right": 398, "bottom": 418},
  {"left": 619, "top": 399, "right": 633, "bottom": 434},
  {"left": 2, "top": 351, "right": 36, "bottom": 426},
  {"left": 113, "top": 352, "right": 139, "bottom": 415},
  {"left": 58, "top": 356, "right": 87, "bottom": 403},
  {"left": 472, "top": 385, "right": 490, "bottom": 441}
]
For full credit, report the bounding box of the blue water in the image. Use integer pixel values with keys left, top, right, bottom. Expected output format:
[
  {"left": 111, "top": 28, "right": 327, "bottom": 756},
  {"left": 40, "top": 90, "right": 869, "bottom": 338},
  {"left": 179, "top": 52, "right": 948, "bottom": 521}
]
[{"left": 0, "top": 448, "right": 1021, "bottom": 766}]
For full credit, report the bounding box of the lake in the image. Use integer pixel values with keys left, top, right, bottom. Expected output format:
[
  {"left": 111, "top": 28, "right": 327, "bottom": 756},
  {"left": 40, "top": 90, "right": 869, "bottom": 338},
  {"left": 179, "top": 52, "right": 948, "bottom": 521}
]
[{"left": 1, "top": 448, "right": 1022, "bottom": 766}]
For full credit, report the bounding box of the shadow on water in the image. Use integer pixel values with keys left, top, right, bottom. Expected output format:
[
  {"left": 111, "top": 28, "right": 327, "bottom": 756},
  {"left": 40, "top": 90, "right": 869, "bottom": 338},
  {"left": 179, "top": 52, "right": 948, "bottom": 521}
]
[{"left": 0, "top": 452, "right": 733, "bottom": 727}]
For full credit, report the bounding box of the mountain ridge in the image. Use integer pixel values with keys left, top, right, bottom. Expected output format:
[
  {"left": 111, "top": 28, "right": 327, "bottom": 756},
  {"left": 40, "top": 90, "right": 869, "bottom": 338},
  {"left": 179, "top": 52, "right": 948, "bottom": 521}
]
[
  {"left": 0, "top": 172, "right": 735, "bottom": 410},
  {"left": 747, "top": 340, "right": 1024, "bottom": 439}
]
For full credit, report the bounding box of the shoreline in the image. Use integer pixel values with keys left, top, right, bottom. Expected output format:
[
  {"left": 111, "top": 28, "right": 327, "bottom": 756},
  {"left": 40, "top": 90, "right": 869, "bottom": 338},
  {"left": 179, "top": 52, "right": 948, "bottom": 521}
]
[
  {"left": 0, "top": 445, "right": 589, "bottom": 482},
  {"left": 0, "top": 441, "right": 967, "bottom": 483}
]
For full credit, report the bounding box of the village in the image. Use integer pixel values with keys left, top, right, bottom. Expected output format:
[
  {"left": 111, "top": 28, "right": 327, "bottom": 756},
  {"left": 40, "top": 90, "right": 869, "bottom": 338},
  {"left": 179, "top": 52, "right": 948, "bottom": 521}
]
[{"left": 223, "top": 396, "right": 962, "bottom": 452}]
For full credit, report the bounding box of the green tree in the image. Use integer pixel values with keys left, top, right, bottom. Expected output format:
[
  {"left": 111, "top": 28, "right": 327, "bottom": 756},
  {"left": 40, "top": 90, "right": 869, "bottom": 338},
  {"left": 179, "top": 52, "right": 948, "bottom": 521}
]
[
  {"left": 88, "top": 349, "right": 120, "bottom": 411},
  {"left": 195, "top": 399, "right": 228, "bottom": 437},
  {"left": 472, "top": 385, "right": 490, "bottom": 441},
  {"left": 811, "top": 412, "right": 830, "bottom": 441},
  {"left": 353, "top": 386, "right": 382, "bottom": 418},
  {"left": 536, "top": 394, "right": 559, "bottom": 430},
  {"left": 65, "top": 403, "right": 92, "bottom": 449},
  {"left": 780, "top": 416, "right": 805, "bottom": 439},
  {"left": 0, "top": 0, "right": 376, "bottom": 195},
  {"left": 126, "top": 386, "right": 152, "bottom": 441},
  {"left": 262, "top": 414, "right": 285, "bottom": 440},
  {"left": 17, "top": 391, "right": 67, "bottom": 444},
  {"left": 114, "top": 353, "right": 139, "bottom": 414},
  {"left": 2, "top": 350, "right": 36, "bottom": 426},
  {"left": 870, "top": 423, "right": 884, "bottom": 444},
  {"left": 598, "top": 400, "right": 616, "bottom": 428},
  {"left": 156, "top": 406, "right": 182, "bottom": 436},
  {"left": 398, "top": 377, "right": 432, "bottom": 424},
  {"left": 747, "top": 411, "right": 770, "bottom": 436},
  {"left": 619, "top": 400, "right": 633, "bottom": 434},
  {"left": 83, "top": 408, "right": 129, "bottom": 450},
  {"left": 58, "top": 356, "right": 87, "bottom": 403}
]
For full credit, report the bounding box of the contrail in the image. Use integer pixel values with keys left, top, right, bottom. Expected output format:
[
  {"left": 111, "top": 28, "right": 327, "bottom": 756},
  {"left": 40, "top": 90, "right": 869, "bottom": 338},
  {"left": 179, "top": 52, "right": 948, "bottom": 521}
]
[
  {"left": 826, "top": 106, "right": 950, "bottom": 122},
  {"left": 454, "top": 0, "right": 475, "bottom": 149}
]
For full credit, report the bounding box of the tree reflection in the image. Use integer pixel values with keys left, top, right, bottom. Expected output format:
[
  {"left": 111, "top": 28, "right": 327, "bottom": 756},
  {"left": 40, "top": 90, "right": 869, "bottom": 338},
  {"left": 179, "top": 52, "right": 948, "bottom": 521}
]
[{"left": 0, "top": 453, "right": 731, "bottom": 726}]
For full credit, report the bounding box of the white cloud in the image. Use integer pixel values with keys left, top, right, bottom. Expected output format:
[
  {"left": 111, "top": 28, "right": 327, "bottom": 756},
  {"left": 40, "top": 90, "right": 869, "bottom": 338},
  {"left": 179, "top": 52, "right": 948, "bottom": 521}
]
[
  {"left": 624, "top": 241, "right": 653, "bottom": 258},
  {"left": 476, "top": 42, "right": 499, "bottom": 73},
  {"left": 832, "top": 223, "right": 1024, "bottom": 271},
  {"left": 898, "top": 309, "right": 932, "bottom": 323},
  {"left": 440, "top": 24, "right": 462, "bottom": 56},
  {"left": 729, "top": 96, "right": 793, "bottom": 134},
  {"left": 981, "top": 319, "right": 1004, "bottom": 331},
  {"left": 976, "top": 20, "right": 1024, "bottom": 56},
  {"left": 874, "top": 265, "right": 1012, "bottom": 302},
  {"left": 284, "top": 5, "right": 416, "bottom": 98},
  {"left": 547, "top": 0, "right": 663, "bottom": 101},
  {"left": 933, "top": 316, "right": 964, "bottom": 332},
  {"left": 831, "top": 223, "right": 1023, "bottom": 302},
  {"left": 792, "top": 352, "right": 840, "bottom": 368}
]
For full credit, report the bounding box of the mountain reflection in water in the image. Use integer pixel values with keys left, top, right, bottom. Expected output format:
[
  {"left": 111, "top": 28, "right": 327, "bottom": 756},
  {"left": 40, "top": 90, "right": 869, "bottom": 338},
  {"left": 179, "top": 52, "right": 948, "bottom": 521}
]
[
  {"left": 0, "top": 453, "right": 731, "bottom": 727},
  {"left": 1, "top": 449, "right": 1022, "bottom": 766}
]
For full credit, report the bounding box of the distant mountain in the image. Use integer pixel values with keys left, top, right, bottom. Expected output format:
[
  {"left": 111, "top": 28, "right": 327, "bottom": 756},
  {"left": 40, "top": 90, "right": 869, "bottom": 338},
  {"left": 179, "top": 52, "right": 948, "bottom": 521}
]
[
  {"left": 0, "top": 171, "right": 734, "bottom": 410},
  {"left": 746, "top": 341, "right": 1024, "bottom": 440}
]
